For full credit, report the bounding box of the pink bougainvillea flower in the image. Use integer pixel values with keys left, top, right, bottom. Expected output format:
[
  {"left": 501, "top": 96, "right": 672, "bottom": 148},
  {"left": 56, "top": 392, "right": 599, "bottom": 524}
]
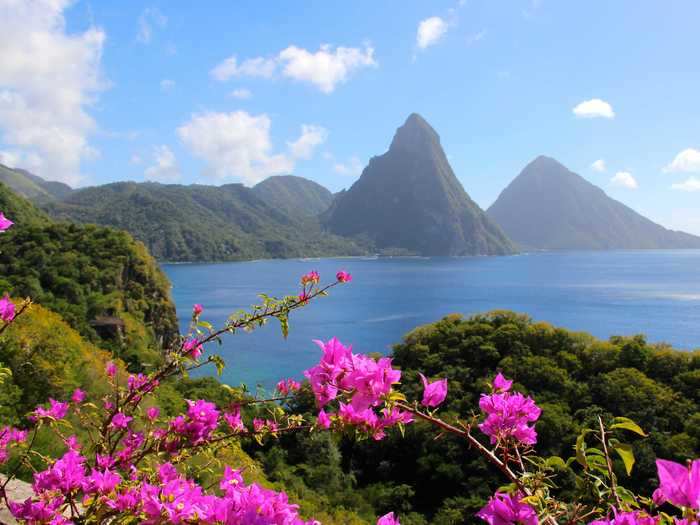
[
  {"left": 34, "top": 398, "right": 69, "bottom": 420},
  {"left": 476, "top": 492, "right": 539, "bottom": 525},
  {"left": 105, "top": 361, "right": 117, "bottom": 378},
  {"left": 655, "top": 458, "right": 700, "bottom": 509},
  {"left": 419, "top": 373, "right": 448, "bottom": 408},
  {"left": 317, "top": 409, "right": 332, "bottom": 429},
  {"left": 301, "top": 270, "right": 320, "bottom": 285},
  {"left": 0, "top": 295, "right": 15, "bottom": 323},
  {"left": 145, "top": 406, "right": 160, "bottom": 421},
  {"left": 479, "top": 375, "right": 541, "bottom": 446},
  {"left": 110, "top": 412, "right": 133, "bottom": 430},
  {"left": 192, "top": 303, "right": 203, "bottom": 316},
  {"left": 183, "top": 338, "right": 203, "bottom": 359},
  {"left": 71, "top": 389, "right": 86, "bottom": 404},
  {"left": 377, "top": 512, "right": 401, "bottom": 525},
  {"left": 336, "top": 271, "right": 352, "bottom": 283},
  {"left": 493, "top": 372, "right": 513, "bottom": 393},
  {"left": 0, "top": 212, "right": 13, "bottom": 232},
  {"left": 223, "top": 406, "right": 245, "bottom": 432},
  {"left": 588, "top": 509, "right": 660, "bottom": 525}
]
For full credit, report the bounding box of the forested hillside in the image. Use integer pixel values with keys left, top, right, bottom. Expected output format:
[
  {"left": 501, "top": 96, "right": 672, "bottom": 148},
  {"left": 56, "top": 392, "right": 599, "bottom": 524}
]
[{"left": 257, "top": 311, "right": 700, "bottom": 524}]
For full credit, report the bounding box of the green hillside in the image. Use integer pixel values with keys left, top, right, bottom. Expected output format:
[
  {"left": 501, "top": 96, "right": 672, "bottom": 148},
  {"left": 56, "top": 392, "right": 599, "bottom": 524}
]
[{"left": 252, "top": 175, "right": 334, "bottom": 217}]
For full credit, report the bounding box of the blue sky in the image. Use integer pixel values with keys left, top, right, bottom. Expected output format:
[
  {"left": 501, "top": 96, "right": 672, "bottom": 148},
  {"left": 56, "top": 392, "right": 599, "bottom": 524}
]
[{"left": 1, "top": 1, "right": 699, "bottom": 233}]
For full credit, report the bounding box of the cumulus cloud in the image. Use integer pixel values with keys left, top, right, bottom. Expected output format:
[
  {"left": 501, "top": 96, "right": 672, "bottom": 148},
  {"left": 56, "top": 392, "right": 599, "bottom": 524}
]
[
  {"left": 144, "top": 145, "right": 180, "bottom": 182},
  {"left": 137, "top": 7, "right": 167, "bottom": 44},
  {"left": 0, "top": 0, "right": 106, "bottom": 185},
  {"left": 210, "top": 56, "right": 276, "bottom": 82},
  {"left": 610, "top": 171, "right": 638, "bottom": 189},
  {"left": 177, "top": 111, "right": 295, "bottom": 185},
  {"left": 663, "top": 148, "right": 700, "bottom": 173},
  {"left": 229, "top": 88, "right": 252, "bottom": 100},
  {"left": 417, "top": 16, "right": 448, "bottom": 49},
  {"left": 160, "top": 79, "right": 175, "bottom": 92},
  {"left": 591, "top": 159, "right": 606, "bottom": 172},
  {"left": 210, "top": 44, "right": 376, "bottom": 93},
  {"left": 287, "top": 125, "right": 327, "bottom": 160},
  {"left": 671, "top": 177, "right": 700, "bottom": 192},
  {"left": 333, "top": 156, "right": 364, "bottom": 177},
  {"left": 572, "top": 98, "right": 615, "bottom": 119}
]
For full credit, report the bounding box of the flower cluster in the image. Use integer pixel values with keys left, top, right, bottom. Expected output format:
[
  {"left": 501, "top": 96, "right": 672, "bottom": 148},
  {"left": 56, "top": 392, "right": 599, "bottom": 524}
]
[
  {"left": 0, "top": 294, "right": 15, "bottom": 323},
  {"left": 654, "top": 458, "right": 700, "bottom": 510},
  {"left": 590, "top": 510, "right": 660, "bottom": 525},
  {"left": 476, "top": 492, "right": 539, "bottom": 525},
  {"left": 478, "top": 373, "right": 541, "bottom": 446},
  {"left": 304, "top": 337, "right": 412, "bottom": 440},
  {"left": 0, "top": 211, "right": 13, "bottom": 232},
  {"left": 276, "top": 378, "right": 301, "bottom": 396},
  {"left": 0, "top": 425, "right": 27, "bottom": 463}
]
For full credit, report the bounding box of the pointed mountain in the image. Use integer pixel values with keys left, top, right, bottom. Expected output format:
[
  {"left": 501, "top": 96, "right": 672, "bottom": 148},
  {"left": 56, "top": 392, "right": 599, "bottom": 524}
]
[
  {"left": 252, "top": 175, "right": 334, "bottom": 217},
  {"left": 323, "top": 114, "right": 516, "bottom": 255},
  {"left": 487, "top": 155, "right": 700, "bottom": 250}
]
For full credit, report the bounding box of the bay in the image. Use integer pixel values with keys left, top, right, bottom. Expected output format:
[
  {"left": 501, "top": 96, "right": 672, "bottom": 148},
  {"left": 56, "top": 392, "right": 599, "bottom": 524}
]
[{"left": 163, "top": 250, "right": 700, "bottom": 389}]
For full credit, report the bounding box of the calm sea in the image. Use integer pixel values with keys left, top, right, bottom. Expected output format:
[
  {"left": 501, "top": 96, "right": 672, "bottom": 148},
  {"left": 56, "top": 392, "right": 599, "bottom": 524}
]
[{"left": 163, "top": 251, "right": 700, "bottom": 389}]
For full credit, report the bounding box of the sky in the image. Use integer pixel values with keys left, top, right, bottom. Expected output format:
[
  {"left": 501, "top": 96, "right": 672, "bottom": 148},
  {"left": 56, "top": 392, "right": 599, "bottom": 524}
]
[{"left": 1, "top": 1, "right": 699, "bottom": 234}]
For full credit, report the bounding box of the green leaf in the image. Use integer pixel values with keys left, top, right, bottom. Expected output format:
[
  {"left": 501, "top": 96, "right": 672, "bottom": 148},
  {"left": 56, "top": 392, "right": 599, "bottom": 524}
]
[
  {"left": 545, "top": 456, "right": 567, "bottom": 470},
  {"left": 613, "top": 443, "right": 635, "bottom": 475},
  {"left": 610, "top": 417, "right": 647, "bottom": 437},
  {"left": 279, "top": 316, "right": 289, "bottom": 339}
]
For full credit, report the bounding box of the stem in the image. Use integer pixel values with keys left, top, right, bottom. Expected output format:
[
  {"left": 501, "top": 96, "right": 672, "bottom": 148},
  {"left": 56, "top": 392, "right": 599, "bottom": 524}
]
[{"left": 598, "top": 416, "right": 622, "bottom": 509}]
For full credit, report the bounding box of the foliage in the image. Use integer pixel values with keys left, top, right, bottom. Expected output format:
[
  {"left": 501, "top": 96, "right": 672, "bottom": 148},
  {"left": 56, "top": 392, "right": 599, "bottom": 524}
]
[{"left": 251, "top": 175, "right": 334, "bottom": 218}]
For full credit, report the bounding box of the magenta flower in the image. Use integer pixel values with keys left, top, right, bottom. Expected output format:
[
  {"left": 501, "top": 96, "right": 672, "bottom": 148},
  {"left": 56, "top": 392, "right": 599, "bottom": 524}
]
[
  {"left": 301, "top": 270, "right": 320, "bottom": 285},
  {"left": 183, "top": 338, "right": 203, "bottom": 359},
  {"left": 0, "top": 212, "right": 13, "bottom": 232},
  {"left": 419, "top": 373, "right": 448, "bottom": 408},
  {"left": 84, "top": 468, "right": 122, "bottom": 495},
  {"left": 317, "top": 409, "right": 332, "bottom": 429},
  {"left": 493, "top": 372, "right": 513, "bottom": 393},
  {"left": 34, "top": 398, "right": 69, "bottom": 420},
  {"left": 336, "top": 270, "right": 352, "bottom": 283},
  {"left": 589, "top": 509, "right": 660, "bottom": 525},
  {"left": 655, "top": 458, "right": 700, "bottom": 509},
  {"left": 71, "top": 388, "right": 86, "bottom": 404},
  {"left": 479, "top": 376, "right": 541, "bottom": 446},
  {"left": 476, "top": 492, "right": 539, "bottom": 525},
  {"left": 220, "top": 466, "right": 244, "bottom": 495},
  {"left": 110, "top": 412, "right": 133, "bottom": 430},
  {"left": 223, "top": 406, "right": 245, "bottom": 432},
  {"left": 0, "top": 295, "right": 15, "bottom": 323},
  {"left": 192, "top": 303, "right": 203, "bottom": 316},
  {"left": 146, "top": 406, "right": 160, "bottom": 421},
  {"left": 0, "top": 426, "right": 27, "bottom": 464},
  {"left": 377, "top": 512, "right": 401, "bottom": 525},
  {"left": 105, "top": 361, "right": 117, "bottom": 378},
  {"left": 33, "top": 450, "right": 87, "bottom": 493}
]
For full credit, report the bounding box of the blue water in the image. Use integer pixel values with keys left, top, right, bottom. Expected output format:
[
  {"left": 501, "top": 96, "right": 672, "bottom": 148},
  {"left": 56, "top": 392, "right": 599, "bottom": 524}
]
[{"left": 162, "top": 251, "right": 700, "bottom": 389}]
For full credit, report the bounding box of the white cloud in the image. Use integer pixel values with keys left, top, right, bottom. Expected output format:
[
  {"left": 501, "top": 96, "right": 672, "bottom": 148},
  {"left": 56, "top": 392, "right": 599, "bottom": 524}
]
[
  {"left": 610, "top": 171, "right": 638, "bottom": 189},
  {"left": 229, "top": 88, "right": 252, "bottom": 100},
  {"left": 211, "top": 44, "right": 376, "bottom": 93},
  {"left": 210, "top": 56, "right": 276, "bottom": 82},
  {"left": 417, "top": 16, "right": 448, "bottom": 49},
  {"left": 671, "top": 176, "right": 700, "bottom": 192},
  {"left": 160, "top": 79, "right": 175, "bottom": 92},
  {"left": 663, "top": 148, "right": 700, "bottom": 173},
  {"left": 591, "top": 159, "right": 606, "bottom": 172},
  {"left": 334, "top": 157, "right": 364, "bottom": 178},
  {"left": 177, "top": 111, "right": 294, "bottom": 185},
  {"left": 144, "top": 145, "right": 180, "bottom": 182},
  {"left": 0, "top": 0, "right": 106, "bottom": 185},
  {"left": 137, "top": 7, "right": 167, "bottom": 44},
  {"left": 287, "top": 125, "right": 327, "bottom": 160},
  {"left": 278, "top": 44, "right": 376, "bottom": 93},
  {"left": 572, "top": 98, "right": 615, "bottom": 119}
]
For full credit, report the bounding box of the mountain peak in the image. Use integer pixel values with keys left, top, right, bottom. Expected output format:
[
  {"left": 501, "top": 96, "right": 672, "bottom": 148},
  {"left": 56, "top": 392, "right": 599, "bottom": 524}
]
[{"left": 389, "top": 113, "right": 440, "bottom": 152}]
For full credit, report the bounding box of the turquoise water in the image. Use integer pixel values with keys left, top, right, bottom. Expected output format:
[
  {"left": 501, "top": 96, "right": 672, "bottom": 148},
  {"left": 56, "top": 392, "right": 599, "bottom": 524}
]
[{"left": 163, "top": 251, "right": 700, "bottom": 389}]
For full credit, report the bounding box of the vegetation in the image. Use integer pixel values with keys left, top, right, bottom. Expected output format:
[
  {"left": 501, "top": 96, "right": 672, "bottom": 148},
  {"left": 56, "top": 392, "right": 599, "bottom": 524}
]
[
  {"left": 44, "top": 181, "right": 369, "bottom": 262},
  {"left": 252, "top": 175, "right": 335, "bottom": 218},
  {"left": 0, "top": 164, "right": 72, "bottom": 205},
  {"left": 256, "top": 311, "right": 700, "bottom": 524}
]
